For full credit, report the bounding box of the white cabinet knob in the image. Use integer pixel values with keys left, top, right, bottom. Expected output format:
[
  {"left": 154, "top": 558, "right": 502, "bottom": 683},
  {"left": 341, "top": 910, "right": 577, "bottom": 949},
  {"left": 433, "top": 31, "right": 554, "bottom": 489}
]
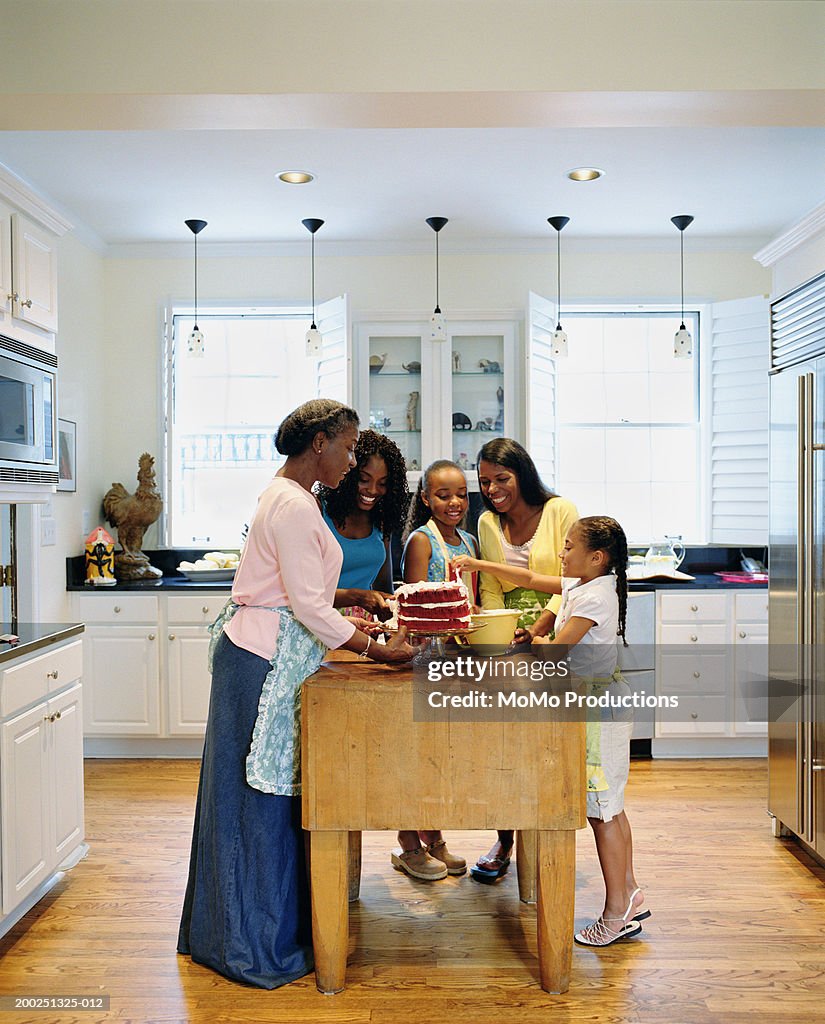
[
  {"left": 20, "top": 297, "right": 33, "bottom": 308},
  {"left": 202, "top": 606, "right": 209, "bottom": 614},
  {"left": 739, "top": 631, "right": 746, "bottom": 638},
  {"left": 690, "top": 634, "right": 698, "bottom": 642},
  {"left": 46, "top": 669, "right": 59, "bottom": 679},
  {"left": 148, "top": 633, "right": 156, "bottom": 641},
  {"left": 691, "top": 604, "right": 698, "bottom": 612},
  {"left": 168, "top": 634, "right": 176, "bottom": 641},
  {"left": 113, "top": 606, "right": 121, "bottom": 614},
  {"left": 691, "top": 712, "right": 698, "bottom": 720},
  {"left": 693, "top": 671, "right": 700, "bottom": 678}
]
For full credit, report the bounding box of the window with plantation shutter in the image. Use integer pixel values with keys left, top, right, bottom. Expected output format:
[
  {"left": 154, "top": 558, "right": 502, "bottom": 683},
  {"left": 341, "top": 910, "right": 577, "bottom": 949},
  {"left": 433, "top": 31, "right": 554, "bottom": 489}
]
[
  {"left": 709, "top": 295, "right": 770, "bottom": 544},
  {"left": 526, "top": 291, "right": 558, "bottom": 489}
]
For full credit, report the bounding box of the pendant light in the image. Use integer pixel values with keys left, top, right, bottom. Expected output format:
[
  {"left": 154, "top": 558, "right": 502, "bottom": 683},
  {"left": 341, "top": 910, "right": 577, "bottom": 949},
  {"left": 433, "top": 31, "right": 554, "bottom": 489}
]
[
  {"left": 426, "top": 217, "right": 448, "bottom": 342},
  {"left": 302, "top": 218, "right": 325, "bottom": 357},
  {"left": 547, "top": 216, "right": 570, "bottom": 359},
  {"left": 671, "top": 215, "right": 694, "bottom": 359},
  {"left": 184, "top": 219, "right": 207, "bottom": 357}
]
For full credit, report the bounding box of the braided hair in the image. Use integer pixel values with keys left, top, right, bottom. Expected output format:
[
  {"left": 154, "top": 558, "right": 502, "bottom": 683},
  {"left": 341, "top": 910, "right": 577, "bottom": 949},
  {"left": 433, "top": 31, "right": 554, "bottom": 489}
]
[
  {"left": 404, "top": 459, "right": 467, "bottom": 541},
  {"left": 316, "top": 429, "right": 410, "bottom": 539},
  {"left": 476, "top": 437, "right": 556, "bottom": 513},
  {"left": 275, "top": 399, "right": 359, "bottom": 457},
  {"left": 575, "top": 515, "right": 629, "bottom": 646}
]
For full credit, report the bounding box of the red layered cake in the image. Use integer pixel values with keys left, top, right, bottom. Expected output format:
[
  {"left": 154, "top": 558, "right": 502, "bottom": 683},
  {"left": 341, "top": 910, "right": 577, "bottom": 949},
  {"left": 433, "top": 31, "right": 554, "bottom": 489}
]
[{"left": 394, "top": 579, "right": 472, "bottom": 633}]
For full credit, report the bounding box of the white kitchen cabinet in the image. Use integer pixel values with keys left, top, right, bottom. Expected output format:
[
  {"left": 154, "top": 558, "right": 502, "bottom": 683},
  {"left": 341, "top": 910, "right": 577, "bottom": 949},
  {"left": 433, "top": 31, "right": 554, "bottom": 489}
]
[
  {"left": 73, "top": 592, "right": 225, "bottom": 744},
  {"left": 82, "top": 626, "right": 160, "bottom": 735},
  {"left": 166, "top": 595, "right": 224, "bottom": 736},
  {"left": 733, "top": 592, "right": 769, "bottom": 737},
  {"left": 0, "top": 203, "right": 58, "bottom": 336},
  {"left": 354, "top": 319, "right": 517, "bottom": 484},
  {"left": 0, "top": 639, "right": 85, "bottom": 928},
  {"left": 11, "top": 213, "right": 58, "bottom": 334},
  {"left": 0, "top": 199, "right": 12, "bottom": 328},
  {"left": 74, "top": 594, "right": 160, "bottom": 736},
  {"left": 653, "top": 588, "right": 768, "bottom": 753}
]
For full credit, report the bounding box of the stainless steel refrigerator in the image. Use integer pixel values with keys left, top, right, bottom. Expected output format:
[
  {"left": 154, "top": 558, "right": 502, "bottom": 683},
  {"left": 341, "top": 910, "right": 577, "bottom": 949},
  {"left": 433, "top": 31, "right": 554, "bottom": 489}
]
[{"left": 768, "top": 270, "right": 825, "bottom": 856}]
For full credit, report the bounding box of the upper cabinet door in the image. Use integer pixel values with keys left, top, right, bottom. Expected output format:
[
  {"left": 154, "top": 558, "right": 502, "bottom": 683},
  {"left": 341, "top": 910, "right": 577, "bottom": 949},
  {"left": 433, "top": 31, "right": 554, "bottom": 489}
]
[
  {"left": 0, "top": 202, "right": 12, "bottom": 320},
  {"left": 12, "top": 213, "right": 58, "bottom": 334}
]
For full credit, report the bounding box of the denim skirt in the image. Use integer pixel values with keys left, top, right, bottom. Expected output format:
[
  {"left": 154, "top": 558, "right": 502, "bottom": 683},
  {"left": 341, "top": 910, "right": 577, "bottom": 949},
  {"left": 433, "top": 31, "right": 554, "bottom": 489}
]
[{"left": 177, "top": 631, "right": 313, "bottom": 988}]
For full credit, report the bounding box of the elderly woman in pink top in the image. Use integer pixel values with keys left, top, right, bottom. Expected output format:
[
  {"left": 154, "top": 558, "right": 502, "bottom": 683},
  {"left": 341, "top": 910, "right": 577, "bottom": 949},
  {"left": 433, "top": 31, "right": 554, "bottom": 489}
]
[{"left": 178, "top": 399, "right": 413, "bottom": 990}]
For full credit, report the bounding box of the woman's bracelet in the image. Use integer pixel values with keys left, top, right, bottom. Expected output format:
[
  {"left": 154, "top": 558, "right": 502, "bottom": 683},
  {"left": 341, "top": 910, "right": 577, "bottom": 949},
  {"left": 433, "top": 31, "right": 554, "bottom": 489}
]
[{"left": 358, "top": 635, "right": 372, "bottom": 660}]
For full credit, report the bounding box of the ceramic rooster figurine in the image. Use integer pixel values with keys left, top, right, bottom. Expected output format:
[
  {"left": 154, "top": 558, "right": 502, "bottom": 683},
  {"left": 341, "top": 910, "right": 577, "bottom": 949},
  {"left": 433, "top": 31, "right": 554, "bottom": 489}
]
[{"left": 103, "top": 453, "right": 164, "bottom": 580}]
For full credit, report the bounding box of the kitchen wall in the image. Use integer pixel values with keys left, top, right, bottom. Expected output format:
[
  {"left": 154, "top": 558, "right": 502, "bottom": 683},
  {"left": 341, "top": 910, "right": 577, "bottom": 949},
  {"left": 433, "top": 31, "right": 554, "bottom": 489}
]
[
  {"left": 29, "top": 233, "right": 106, "bottom": 622},
  {"left": 23, "top": 231, "right": 771, "bottom": 621},
  {"left": 101, "top": 242, "right": 770, "bottom": 473}
]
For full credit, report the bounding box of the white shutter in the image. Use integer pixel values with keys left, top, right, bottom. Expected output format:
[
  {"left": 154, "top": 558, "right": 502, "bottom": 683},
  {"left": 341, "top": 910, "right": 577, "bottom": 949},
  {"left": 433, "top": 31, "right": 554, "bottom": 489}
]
[
  {"left": 709, "top": 295, "right": 769, "bottom": 544},
  {"left": 315, "top": 294, "right": 351, "bottom": 405},
  {"left": 526, "top": 291, "right": 558, "bottom": 489}
]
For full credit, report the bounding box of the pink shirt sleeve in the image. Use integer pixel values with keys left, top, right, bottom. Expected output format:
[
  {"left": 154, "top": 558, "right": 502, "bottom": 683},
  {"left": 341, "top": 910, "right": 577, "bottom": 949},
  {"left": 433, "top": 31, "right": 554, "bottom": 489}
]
[
  {"left": 273, "top": 498, "right": 357, "bottom": 648},
  {"left": 224, "top": 478, "right": 355, "bottom": 660}
]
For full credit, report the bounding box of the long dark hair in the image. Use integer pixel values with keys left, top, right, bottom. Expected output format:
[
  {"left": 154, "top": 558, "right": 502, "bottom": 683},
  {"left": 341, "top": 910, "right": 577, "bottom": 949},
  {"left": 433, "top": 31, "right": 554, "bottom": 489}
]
[
  {"left": 404, "top": 459, "right": 467, "bottom": 541},
  {"left": 275, "top": 399, "right": 359, "bottom": 456},
  {"left": 476, "top": 437, "right": 555, "bottom": 513},
  {"left": 575, "top": 515, "right": 629, "bottom": 645},
  {"left": 316, "top": 429, "right": 410, "bottom": 539}
]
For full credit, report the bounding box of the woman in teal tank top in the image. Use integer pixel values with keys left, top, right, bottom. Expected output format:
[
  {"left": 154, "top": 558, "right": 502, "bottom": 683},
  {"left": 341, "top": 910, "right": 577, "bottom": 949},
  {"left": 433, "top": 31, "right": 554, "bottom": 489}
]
[{"left": 317, "top": 430, "right": 410, "bottom": 618}]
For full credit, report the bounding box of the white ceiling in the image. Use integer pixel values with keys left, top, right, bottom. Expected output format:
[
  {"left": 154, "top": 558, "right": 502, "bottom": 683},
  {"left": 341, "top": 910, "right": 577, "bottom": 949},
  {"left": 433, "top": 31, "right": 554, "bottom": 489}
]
[{"left": 0, "top": 125, "right": 823, "bottom": 251}]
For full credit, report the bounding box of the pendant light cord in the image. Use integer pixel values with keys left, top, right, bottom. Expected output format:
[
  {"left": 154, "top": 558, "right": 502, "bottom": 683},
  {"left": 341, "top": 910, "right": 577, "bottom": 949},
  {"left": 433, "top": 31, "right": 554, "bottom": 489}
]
[
  {"left": 434, "top": 231, "right": 441, "bottom": 314},
  {"left": 193, "top": 232, "right": 199, "bottom": 330},
  {"left": 311, "top": 232, "right": 317, "bottom": 328},
  {"left": 680, "top": 229, "right": 685, "bottom": 326},
  {"left": 556, "top": 230, "right": 562, "bottom": 331}
]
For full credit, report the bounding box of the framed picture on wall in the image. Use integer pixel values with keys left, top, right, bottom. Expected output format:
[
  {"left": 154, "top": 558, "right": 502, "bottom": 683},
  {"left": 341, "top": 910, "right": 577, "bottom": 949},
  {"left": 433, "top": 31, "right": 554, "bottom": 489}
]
[{"left": 57, "top": 418, "right": 76, "bottom": 493}]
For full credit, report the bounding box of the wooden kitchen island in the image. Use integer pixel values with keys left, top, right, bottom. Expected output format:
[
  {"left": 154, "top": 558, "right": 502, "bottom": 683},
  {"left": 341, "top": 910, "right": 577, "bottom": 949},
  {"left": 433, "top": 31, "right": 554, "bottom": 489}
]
[{"left": 301, "top": 652, "right": 586, "bottom": 995}]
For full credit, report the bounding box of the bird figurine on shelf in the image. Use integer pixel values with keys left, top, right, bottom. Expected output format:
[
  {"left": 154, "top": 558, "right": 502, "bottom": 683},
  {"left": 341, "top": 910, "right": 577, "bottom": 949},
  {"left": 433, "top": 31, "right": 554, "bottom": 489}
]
[{"left": 103, "top": 453, "right": 164, "bottom": 581}]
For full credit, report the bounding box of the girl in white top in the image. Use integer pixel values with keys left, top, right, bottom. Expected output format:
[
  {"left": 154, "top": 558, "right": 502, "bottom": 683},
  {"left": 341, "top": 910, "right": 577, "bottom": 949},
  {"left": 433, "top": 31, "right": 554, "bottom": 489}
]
[{"left": 453, "top": 515, "right": 649, "bottom": 948}]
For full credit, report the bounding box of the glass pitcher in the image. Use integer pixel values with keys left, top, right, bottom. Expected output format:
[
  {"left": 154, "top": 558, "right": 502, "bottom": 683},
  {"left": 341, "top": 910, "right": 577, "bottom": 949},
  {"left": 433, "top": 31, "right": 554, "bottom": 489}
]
[{"left": 644, "top": 536, "right": 685, "bottom": 575}]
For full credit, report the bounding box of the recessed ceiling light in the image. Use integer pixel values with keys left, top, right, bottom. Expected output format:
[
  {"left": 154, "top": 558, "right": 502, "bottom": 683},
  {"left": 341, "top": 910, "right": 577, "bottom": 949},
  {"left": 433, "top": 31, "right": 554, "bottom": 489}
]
[
  {"left": 277, "top": 170, "right": 315, "bottom": 184},
  {"left": 566, "top": 167, "right": 605, "bottom": 182}
]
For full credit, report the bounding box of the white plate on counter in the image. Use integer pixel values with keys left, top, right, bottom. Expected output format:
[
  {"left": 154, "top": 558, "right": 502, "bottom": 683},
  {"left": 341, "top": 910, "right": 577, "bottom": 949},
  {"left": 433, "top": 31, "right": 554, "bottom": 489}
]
[
  {"left": 626, "top": 568, "right": 695, "bottom": 581},
  {"left": 178, "top": 568, "right": 236, "bottom": 582}
]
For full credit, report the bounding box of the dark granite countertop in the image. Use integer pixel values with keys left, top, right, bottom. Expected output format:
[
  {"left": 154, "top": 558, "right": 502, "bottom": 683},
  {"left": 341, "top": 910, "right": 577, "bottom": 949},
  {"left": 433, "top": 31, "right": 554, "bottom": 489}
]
[
  {"left": 0, "top": 622, "right": 85, "bottom": 665},
  {"left": 67, "top": 547, "right": 769, "bottom": 593},
  {"left": 628, "top": 573, "right": 767, "bottom": 591}
]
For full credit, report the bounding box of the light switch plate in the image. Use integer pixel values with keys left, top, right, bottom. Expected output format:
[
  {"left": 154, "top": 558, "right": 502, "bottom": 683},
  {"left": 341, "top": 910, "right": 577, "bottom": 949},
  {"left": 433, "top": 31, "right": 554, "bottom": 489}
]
[{"left": 41, "top": 518, "right": 57, "bottom": 546}]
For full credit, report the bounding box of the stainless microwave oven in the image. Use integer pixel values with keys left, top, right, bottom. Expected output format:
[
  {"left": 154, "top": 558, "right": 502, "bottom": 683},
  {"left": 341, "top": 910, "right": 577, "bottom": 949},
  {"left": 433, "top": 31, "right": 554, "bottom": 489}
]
[{"left": 0, "top": 335, "right": 58, "bottom": 485}]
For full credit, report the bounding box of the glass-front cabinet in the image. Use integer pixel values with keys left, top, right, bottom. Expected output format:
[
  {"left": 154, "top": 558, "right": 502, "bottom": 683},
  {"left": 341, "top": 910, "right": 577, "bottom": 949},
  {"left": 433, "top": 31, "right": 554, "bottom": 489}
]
[{"left": 354, "top": 319, "right": 517, "bottom": 486}]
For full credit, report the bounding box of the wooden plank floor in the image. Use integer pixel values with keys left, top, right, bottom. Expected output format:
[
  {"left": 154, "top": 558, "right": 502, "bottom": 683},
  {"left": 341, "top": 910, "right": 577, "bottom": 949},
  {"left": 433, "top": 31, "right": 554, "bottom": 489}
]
[{"left": 2, "top": 758, "right": 825, "bottom": 1023}]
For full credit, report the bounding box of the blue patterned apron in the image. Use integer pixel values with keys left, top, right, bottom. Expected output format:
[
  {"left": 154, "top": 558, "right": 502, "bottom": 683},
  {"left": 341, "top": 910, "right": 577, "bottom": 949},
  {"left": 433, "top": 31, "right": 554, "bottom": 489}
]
[{"left": 209, "top": 601, "right": 328, "bottom": 796}]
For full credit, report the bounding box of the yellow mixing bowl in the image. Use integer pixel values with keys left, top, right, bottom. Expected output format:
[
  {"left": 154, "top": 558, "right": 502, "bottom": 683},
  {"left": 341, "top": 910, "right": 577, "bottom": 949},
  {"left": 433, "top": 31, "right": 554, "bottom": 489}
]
[{"left": 467, "top": 609, "right": 522, "bottom": 655}]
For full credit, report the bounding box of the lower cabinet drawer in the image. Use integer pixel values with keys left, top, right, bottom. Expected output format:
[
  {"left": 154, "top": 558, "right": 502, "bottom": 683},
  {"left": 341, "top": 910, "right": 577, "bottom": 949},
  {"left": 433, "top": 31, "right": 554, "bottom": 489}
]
[
  {"left": 1, "top": 641, "right": 83, "bottom": 717},
  {"left": 659, "top": 623, "right": 728, "bottom": 646},
  {"left": 656, "top": 695, "right": 728, "bottom": 737},
  {"left": 659, "top": 592, "right": 728, "bottom": 623},
  {"left": 657, "top": 650, "right": 728, "bottom": 695},
  {"left": 166, "top": 595, "right": 228, "bottom": 625},
  {"left": 73, "top": 594, "right": 158, "bottom": 624}
]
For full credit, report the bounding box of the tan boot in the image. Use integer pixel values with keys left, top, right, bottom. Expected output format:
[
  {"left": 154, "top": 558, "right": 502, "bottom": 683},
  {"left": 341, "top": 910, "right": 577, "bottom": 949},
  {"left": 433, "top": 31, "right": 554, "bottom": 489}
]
[
  {"left": 426, "top": 838, "right": 467, "bottom": 875},
  {"left": 391, "top": 847, "right": 448, "bottom": 881}
]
